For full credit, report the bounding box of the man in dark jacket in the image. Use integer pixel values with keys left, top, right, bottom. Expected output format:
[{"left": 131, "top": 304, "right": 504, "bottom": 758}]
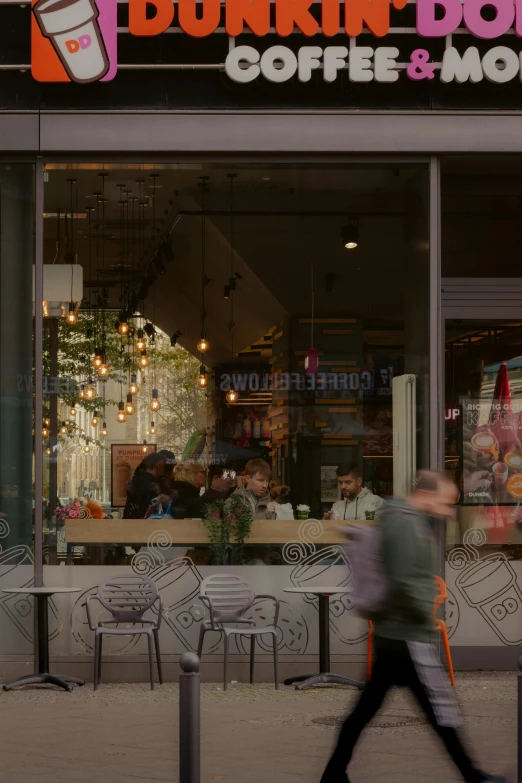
[{"left": 320, "top": 470, "right": 505, "bottom": 783}]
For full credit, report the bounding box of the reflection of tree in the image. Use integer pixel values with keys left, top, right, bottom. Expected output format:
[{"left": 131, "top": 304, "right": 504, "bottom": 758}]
[{"left": 138, "top": 338, "right": 206, "bottom": 458}]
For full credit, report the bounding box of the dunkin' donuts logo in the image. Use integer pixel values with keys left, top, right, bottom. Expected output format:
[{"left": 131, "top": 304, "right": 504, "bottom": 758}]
[{"left": 31, "top": 0, "right": 522, "bottom": 86}]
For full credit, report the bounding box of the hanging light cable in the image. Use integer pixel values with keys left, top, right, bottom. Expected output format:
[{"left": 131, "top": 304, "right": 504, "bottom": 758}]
[
  {"left": 197, "top": 177, "right": 210, "bottom": 355},
  {"left": 65, "top": 178, "right": 78, "bottom": 325},
  {"left": 226, "top": 174, "right": 238, "bottom": 404}
]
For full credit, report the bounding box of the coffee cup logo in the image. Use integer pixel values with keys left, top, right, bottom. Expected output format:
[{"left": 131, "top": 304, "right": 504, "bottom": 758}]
[{"left": 33, "top": 0, "right": 109, "bottom": 83}]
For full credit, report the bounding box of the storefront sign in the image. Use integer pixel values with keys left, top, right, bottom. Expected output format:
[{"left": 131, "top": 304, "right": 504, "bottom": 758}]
[
  {"left": 30, "top": 0, "right": 522, "bottom": 85},
  {"left": 111, "top": 443, "right": 156, "bottom": 507}
]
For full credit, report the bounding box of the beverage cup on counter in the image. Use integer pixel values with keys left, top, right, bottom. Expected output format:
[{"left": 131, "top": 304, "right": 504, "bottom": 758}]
[{"left": 33, "top": 0, "right": 109, "bottom": 83}]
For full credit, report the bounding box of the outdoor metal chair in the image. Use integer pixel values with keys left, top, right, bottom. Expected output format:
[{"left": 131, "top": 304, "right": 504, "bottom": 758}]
[
  {"left": 197, "top": 573, "right": 279, "bottom": 691},
  {"left": 86, "top": 574, "right": 163, "bottom": 691}
]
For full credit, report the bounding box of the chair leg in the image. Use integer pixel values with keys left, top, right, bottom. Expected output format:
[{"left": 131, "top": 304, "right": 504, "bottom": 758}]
[
  {"left": 250, "top": 636, "right": 255, "bottom": 684},
  {"left": 153, "top": 629, "right": 163, "bottom": 685},
  {"left": 223, "top": 633, "right": 229, "bottom": 692},
  {"left": 93, "top": 634, "right": 99, "bottom": 691},
  {"left": 367, "top": 622, "right": 373, "bottom": 682},
  {"left": 197, "top": 624, "right": 206, "bottom": 658},
  {"left": 440, "top": 622, "right": 456, "bottom": 687},
  {"left": 147, "top": 633, "right": 155, "bottom": 691},
  {"left": 272, "top": 632, "right": 279, "bottom": 690},
  {"left": 98, "top": 634, "right": 103, "bottom": 683}
]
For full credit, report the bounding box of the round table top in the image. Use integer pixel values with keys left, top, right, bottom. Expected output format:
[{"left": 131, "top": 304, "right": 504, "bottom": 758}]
[
  {"left": 283, "top": 587, "right": 350, "bottom": 596},
  {"left": 1, "top": 587, "right": 82, "bottom": 595}
]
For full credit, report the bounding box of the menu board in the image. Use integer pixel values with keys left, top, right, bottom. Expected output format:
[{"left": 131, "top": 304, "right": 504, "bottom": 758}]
[
  {"left": 111, "top": 444, "right": 157, "bottom": 507},
  {"left": 461, "top": 398, "right": 522, "bottom": 505}
]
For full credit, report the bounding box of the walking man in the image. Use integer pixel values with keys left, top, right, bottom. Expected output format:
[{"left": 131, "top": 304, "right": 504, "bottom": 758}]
[{"left": 320, "top": 470, "right": 506, "bottom": 783}]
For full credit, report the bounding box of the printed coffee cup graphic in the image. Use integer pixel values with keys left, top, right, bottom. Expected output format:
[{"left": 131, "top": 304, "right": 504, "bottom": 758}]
[{"left": 33, "top": 0, "right": 109, "bottom": 83}]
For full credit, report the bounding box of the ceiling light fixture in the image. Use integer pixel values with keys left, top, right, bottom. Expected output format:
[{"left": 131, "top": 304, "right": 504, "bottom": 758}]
[{"left": 342, "top": 218, "right": 359, "bottom": 250}]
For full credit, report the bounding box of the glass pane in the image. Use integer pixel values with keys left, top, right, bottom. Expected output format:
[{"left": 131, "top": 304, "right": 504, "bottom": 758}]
[{"left": 0, "top": 164, "right": 35, "bottom": 658}]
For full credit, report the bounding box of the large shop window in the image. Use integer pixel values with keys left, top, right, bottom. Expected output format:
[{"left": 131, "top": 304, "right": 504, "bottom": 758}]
[{"left": 40, "top": 162, "right": 430, "bottom": 567}]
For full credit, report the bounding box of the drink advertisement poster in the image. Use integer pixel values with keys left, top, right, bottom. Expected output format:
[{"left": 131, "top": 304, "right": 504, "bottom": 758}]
[
  {"left": 111, "top": 444, "right": 156, "bottom": 507},
  {"left": 461, "top": 398, "right": 522, "bottom": 505}
]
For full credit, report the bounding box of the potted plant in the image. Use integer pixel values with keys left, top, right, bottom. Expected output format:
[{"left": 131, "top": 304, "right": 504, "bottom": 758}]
[{"left": 296, "top": 504, "right": 310, "bottom": 521}]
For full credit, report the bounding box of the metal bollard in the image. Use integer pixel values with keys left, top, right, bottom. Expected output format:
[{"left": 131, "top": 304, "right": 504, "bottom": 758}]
[
  {"left": 179, "top": 652, "right": 200, "bottom": 783},
  {"left": 519, "top": 656, "right": 522, "bottom": 783}
]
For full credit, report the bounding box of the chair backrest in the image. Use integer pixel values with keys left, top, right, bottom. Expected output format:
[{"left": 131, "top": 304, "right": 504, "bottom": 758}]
[
  {"left": 97, "top": 574, "right": 157, "bottom": 623},
  {"left": 200, "top": 573, "right": 256, "bottom": 622},
  {"left": 433, "top": 574, "right": 448, "bottom": 617}
]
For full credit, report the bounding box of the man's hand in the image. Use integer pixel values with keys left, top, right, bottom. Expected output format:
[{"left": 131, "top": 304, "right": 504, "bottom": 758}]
[
  {"left": 267, "top": 501, "right": 277, "bottom": 515},
  {"left": 323, "top": 510, "right": 333, "bottom": 520}
]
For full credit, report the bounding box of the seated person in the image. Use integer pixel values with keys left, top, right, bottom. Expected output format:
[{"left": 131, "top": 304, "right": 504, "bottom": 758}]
[
  {"left": 324, "top": 463, "right": 384, "bottom": 521},
  {"left": 123, "top": 453, "right": 165, "bottom": 519},
  {"left": 232, "top": 458, "right": 286, "bottom": 519}
]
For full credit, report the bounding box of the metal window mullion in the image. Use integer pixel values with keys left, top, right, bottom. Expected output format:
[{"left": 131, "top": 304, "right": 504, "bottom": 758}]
[{"left": 34, "top": 157, "right": 44, "bottom": 589}]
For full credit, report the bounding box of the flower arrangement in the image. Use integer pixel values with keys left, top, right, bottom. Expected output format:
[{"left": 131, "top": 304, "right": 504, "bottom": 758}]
[
  {"left": 202, "top": 501, "right": 230, "bottom": 565},
  {"left": 296, "top": 504, "right": 310, "bottom": 521},
  {"left": 365, "top": 504, "right": 377, "bottom": 521},
  {"left": 54, "top": 500, "right": 80, "bottom": 521},
  {"left": 224, "top": 495, "right": 253, "bottom": 565}
]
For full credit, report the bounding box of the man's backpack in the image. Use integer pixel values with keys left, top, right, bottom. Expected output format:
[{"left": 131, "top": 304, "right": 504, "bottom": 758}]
[{"left": 340, "top": 509, "right": 390, "bottom": 618}]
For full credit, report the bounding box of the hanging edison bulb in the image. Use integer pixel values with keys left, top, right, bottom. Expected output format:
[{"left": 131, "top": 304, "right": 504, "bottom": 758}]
[
  {"left": 69, "top": 406, "right": 77, "bottom": 417},
  {"left": 197, "top": 336, "right": 210, "bottom": 353},
  {"left": 91, "top": 411, "right": 100, "bottom": 428},
  {"left": 226, "top": 388, "right": 239, "bottom": 404},
  {"left": 197, "top": 366, "right": 209, "bottom": 389},
  {"left": 149, "top": 388, "right": 161, "bottom": 412},
  {"left": 116, "top": 401, "right": 127, "bottom": 423},
  {"left": 139, "top": 350, "right": 149, "bottom": 369},
  {"left": 101, "top": 422, "right": 108, "bottom": 436},
  {"left": 79, "top": 385, "right": 86, "bottom": 400},
  {"left": 98, "top": 362, "right": 110, "bottom": 378},
  {"left": 65, "top": 420, "right": 70, "bottom": 426},
  {"left": 118, "top": 320, "right": 130, "bottom": 336},
  {"left": 129, "top": 374, "right": 139, "bottom": 395},
  {"left": 45, "top": 447, "right": 52, "bottom": 456},
  {"left": 92, "top": 350, "right": 103, "bottom": 370},
  {"left": 42, "top": 426, "right": 50, "bottom": 438},
  {"left": 125, "top": 394, "right": 135, "bottom": 416},
  {"left": 65, "top": 302, "right": 78, "bottom": 325},
  {"left": 135, "top": 329, "right": 146, "bottom": 352},
  {"left": 84, "top": 377, "right": 96, "bottom": 401},
  {"left": 84, "top": 437, "right": 91, "bottom": 454},
  {"left": 60, "top": 422, "right": 68, "bottom": 435},
  {"left": 150, "top": 421, "right": 156, "bottom": 435}
]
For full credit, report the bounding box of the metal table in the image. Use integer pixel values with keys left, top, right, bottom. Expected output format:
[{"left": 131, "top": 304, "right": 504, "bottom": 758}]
[
  {"left": 2, "top": 587, "right": 85, "bottom": 692},
  {"left": 283, "top": 587, "right": 364, "bottom": 691}
]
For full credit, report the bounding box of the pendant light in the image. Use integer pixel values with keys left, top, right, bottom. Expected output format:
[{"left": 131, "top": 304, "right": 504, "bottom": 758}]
[
  {"left": 116, "top": 401, "right": 127, "bottom": 423},
  {"left": 92, "top": 349, "right": 103, "bottom": 370},
  {"left": 197, "top": 177, "right": 211, "bottom": 356},
  {"left": 42, "top": 426, "right": 50, "bottom": 438},
  {"left": 70, "top": 406, "right": 77, "bottom": 417},
  {"left": 84, "top": 437, "right": 91, "bottom": 454},
  {"left": 60, "top": 421, "right": 68, "bottom": 435},
  {"left": 65, "top": 305, "right": 78, "bottom": 325},
  {"left": 125, "top": 394, "right": 135, "bottom": 416},
  {"left": 139, "top": 350, "right": 149, "bottom": 369},
  {"left": 150, "top": 421, "right": 156, "bottom": 435},
  {"left": 91, "top": 411, "right": 100, "bottom": 428},
  {"left": 149, "top": 388, "right": 161, "bottom": 412},
  {"left": 79, "top": 385, "right": 86, "bottom": 400},
  {"left": 197, "top": 365, "right": 209, "bottom": 388},
  {"left": 43, "top": 417, "right": 51, "bottom": 428},
  {"left": 45, "top": 448, "right": 52, "bottom": 456},
  {"left": 129, "top": 373, "right": 139, "bottom": 395},
  {"left": 101, "top": 422, "right": 108, "bottom": 436},
  {"left": 135, "top": 329, "right": 146, "bottom": 352},
  {"left": 63, "top": 179, "right": 79, "bottom": 325},
  {"left": 342, "top": 218, "right": 359, "bottom": 250},
  {"left": 97, "top": 354, "right": 110, "bottom": 378},
  {"left": 225, "top": 174, "right": 238, "bottom": 404},
  {"left": 84, "top": 377, "right": 96, "bottom": 401}
]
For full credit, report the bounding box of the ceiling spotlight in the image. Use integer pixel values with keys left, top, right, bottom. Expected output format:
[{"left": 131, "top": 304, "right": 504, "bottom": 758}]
[
  {"left": 223, "top": 284, "right": 230, "bottom": 299},
  {"left": 342, "top": 219, "right": 359, "bottom": 250}
]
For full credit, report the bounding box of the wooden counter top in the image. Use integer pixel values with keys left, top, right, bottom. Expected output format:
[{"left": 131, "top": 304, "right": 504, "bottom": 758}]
[{"left": 64, "top": 517, "right": 367, "bottom": 545}]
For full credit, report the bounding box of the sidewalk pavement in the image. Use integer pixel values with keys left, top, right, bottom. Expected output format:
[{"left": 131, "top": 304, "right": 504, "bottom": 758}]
[{"left": 0, "top": 671, "right": 516, "bottom": 783}]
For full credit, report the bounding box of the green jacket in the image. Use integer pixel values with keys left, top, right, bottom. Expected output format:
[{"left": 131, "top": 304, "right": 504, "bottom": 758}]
[{"left": 374, "top": 498, "right": 436, "bottom": 643}]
